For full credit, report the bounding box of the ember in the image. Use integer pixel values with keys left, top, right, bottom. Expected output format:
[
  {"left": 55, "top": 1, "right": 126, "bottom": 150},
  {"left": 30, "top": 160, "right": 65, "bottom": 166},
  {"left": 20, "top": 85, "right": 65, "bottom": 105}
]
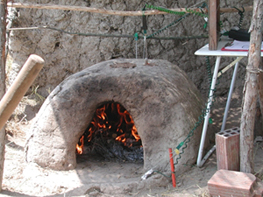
[{"left": 76, "top": 102, "right": 143, "bottom": 162}]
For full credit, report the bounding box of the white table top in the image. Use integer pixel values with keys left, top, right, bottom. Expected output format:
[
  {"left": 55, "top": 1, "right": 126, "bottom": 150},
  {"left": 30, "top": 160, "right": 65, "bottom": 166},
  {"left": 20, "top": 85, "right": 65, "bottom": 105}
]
[{"left": 195, "top": 40, "right": 263, "bottom": 57}]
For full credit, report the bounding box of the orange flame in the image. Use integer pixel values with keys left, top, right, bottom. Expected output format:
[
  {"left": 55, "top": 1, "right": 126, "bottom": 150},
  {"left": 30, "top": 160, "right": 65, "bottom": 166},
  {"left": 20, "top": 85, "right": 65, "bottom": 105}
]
[
  {"left": 76, "top": 135, "right": 84, "bottom": 154},
  {"left": 131, "top": 126, "right": 140, "bottom": 141},
  {"left": 76, "top": 102, "right": 141, "bottom": 154}
]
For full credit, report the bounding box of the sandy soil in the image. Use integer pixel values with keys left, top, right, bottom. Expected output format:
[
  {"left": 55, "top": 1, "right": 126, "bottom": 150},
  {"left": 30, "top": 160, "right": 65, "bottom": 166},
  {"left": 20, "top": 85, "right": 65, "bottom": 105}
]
[{"left": 1, "top": 95, "right": 263, "bottom": 197}]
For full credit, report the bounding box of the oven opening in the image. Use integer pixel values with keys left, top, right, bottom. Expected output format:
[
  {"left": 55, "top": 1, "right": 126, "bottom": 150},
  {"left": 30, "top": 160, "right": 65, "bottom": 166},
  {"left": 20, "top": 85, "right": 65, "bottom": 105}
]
[{"left": 76, "top": 102, "right": 143, "bottom": 163}]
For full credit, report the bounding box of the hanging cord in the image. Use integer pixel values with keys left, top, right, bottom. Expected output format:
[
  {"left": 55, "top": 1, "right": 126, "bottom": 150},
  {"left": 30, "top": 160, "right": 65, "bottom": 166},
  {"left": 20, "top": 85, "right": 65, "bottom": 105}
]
[
  {"left": 143, "top": 6, "right": 213, "bottom": 159},
  {"left": 233, "top": 6, "right": 245, "bottom": 29},
  {"left": 8, "top": 26, "right": 207, "bottom": 40},
  {"left": 145, "top": 3, "right": 208, "bottom": 18},
  {"left": 142, "top": 6, "right": 148, "bottom": 59},
  {"left": 148, "top": 56, "right": 221, "bottom": 179},
  {"left": 221, "top": 6, "right": 245, "bottom": 37},
  {"left": 144, "top": 2, "right": 208, "bottom": 39},
  {"left": 134, "top": 33, "right": 138, "bottom": 58},
  {"left": 147, "top": 13, "right": 190, "bottom": 39},
  {"left": 173, "top": 56, "right": 220, "bottom": 165},
  {"left": 140, "top": 2, "right": 213, "bottom": 177},
  {"left": 198, "top": 4, "right": 209, "bottom": 29},
  {"left": 206, "top": 56, "right": 213, "bottom": 86}
]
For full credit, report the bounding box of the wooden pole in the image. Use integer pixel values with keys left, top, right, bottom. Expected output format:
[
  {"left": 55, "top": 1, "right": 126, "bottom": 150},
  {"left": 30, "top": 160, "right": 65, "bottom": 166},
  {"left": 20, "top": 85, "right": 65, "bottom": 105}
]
[
  {"left": 0, "top": 1, "right": 6, "bottom": 99},
  {"left": 240, "top": 0, "right": 263, "bottom": 173},
  {"left": 0, "top": 54, "right": 44, "bottom": 190},
  {"left": 6, "top": 3, "right": 252, "bottom": 16},
  {"left": 0, "top": 55, "right": 44, "bottom": 132},
  {"left": 258, "top": 72, "right": 263, "bottom": 121},
  {"left": 208, "top": 0, "right": 220, "bottom": 50},
  {"left": 0, "top": 0, "right": 7, "bottom": 192}
]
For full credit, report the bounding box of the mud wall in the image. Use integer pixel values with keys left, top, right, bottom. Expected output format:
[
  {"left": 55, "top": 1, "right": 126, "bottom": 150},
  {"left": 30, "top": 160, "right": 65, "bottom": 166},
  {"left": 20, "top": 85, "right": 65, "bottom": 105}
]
[{"left": 7, "top": 0, "right": 252, "bottom": 98}]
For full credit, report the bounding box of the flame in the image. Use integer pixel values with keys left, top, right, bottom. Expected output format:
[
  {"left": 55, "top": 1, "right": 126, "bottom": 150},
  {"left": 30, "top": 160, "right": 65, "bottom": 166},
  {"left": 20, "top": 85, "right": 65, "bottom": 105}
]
[
  {"left": 131, "top": 126, "right": 140, "bottom": 141},
  {"left": 116, "top": 133, "right": 127, "bottom": 143},
  {"left": 76, "top": 135, "right": 84, "bottom": 154},
  {"left": 76, "top": 102, "right": 141, "bottom": 154}
]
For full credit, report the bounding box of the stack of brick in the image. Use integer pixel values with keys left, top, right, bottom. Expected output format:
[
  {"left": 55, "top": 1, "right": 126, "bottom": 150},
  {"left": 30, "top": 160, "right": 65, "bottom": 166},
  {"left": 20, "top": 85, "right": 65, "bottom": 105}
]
[{"left": 208, "top": 127, "right": 263, "bottom": 196}]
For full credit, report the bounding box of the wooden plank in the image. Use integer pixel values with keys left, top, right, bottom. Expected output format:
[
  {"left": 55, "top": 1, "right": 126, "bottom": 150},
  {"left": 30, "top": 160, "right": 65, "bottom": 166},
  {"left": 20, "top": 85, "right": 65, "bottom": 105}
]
[
  {"left": 240, "top": 0, "right": 263, "bottom": 173},
  {"left": 7, "top": 3, "right": 200, "bottom": 16},
  {"left": 6, "top": 3, "right": 252, "bottom": 16},
  {"left": 209, "top": 0, "right": 220, "bottom": 50},
  {"left": 220, "top": 6, "right": 253, "bottom": 13}
]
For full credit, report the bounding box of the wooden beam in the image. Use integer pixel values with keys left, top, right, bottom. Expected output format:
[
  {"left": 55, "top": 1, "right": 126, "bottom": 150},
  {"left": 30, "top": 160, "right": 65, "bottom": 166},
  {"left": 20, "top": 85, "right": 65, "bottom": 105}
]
[
  {"left": 240, "top": 0, "right": 263, "bottom": 173},
  {"left": 7, "top": 3, "right": 200, "bottom": 16},
  {"left": 0, "top": 0, "right": 6, "bottom": 192},
  {"left": 0, "top": 2, "right": 6, "bottom": 99},
  {"left": 220, "top": 6, "right": 253, "bottom": 13},
  {"left": 208, "top": 0, "right": 220, "bottom": 50},
  {"left": 6, "top": 3, "right": 252, "bottom": 16}
]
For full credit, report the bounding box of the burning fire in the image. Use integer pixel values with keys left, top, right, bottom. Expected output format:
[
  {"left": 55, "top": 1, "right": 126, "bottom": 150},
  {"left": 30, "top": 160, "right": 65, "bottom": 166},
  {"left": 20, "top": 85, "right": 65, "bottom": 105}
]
[
  {"left": 76, "top": 102, "right": 141, "bottom": 154},
  {"left": 76, "top": 136, "right": 84, "bottom": 154}
]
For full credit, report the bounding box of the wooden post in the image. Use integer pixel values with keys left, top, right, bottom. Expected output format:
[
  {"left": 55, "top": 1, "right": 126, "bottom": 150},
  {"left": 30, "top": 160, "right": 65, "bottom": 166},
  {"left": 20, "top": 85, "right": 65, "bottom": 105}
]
[
  {"left": 0, "top": 55, "right": 44, "bottom": 131},
  {"left": 0, "top": 55, "right": 44, "bottom": 191},
  {"left": 208, "top": 0, "right": 220, "bottom": 50},
  {"left": 0, "top": 0, "right": 6, "bottom": 192},
  {"left": 240, "top": 0, "right": 263, "bottom": 173},
  {"left": 258, "top": 72, "right": 263, "bottom": 121},
  {"left": 0, "top": 0, "right": 6, "bottom": 98}
]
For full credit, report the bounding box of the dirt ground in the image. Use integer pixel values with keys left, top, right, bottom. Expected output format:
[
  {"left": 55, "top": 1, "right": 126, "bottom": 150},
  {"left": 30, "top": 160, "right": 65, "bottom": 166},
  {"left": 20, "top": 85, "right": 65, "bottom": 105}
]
[{"left": 1, "top": 94, "right": 263, "bottom": 197}]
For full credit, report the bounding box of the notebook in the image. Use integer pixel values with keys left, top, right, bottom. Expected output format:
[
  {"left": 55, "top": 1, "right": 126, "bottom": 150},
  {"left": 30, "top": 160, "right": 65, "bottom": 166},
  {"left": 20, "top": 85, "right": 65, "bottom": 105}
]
[{"left": 221, "top": 40, "right": 263, "bottom": 51}]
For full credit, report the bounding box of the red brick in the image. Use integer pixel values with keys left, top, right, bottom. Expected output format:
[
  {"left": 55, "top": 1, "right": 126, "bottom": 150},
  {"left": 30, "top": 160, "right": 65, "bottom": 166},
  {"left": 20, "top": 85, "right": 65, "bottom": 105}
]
[
  {"left": 208, "top": 169, "right": 256, "bottom": 197},
  {"left": 216, "top": 127, "right": 240, "bottom": 171}
]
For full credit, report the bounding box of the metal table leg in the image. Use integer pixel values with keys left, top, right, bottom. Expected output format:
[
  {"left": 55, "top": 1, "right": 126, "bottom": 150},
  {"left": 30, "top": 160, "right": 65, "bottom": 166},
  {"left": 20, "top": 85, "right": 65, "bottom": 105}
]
[
  {"left": 197, "top": 56, "right": 221, "bottom": 167},
  {"left": 221, "top": 59, "right": 240, "bottom": 131}
]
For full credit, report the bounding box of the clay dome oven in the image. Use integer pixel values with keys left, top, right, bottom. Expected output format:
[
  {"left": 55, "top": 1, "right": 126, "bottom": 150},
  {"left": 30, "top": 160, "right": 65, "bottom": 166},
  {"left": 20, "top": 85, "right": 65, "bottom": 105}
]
[{"left": 25, "top": 59, "right": 204, "bottom": 173}]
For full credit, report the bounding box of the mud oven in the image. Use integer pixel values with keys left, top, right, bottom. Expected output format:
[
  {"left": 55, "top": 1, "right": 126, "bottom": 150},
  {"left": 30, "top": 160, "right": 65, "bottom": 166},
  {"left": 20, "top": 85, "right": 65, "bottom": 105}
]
[{"left": 25, "top": 59, "right": 204, "bottom": 174}]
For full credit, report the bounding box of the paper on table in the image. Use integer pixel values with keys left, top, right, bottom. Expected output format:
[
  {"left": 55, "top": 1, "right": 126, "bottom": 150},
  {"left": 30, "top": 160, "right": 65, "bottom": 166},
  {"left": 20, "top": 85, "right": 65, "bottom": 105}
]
[{"left": 221, "top": 40, "right": 263, "bottom": 51}]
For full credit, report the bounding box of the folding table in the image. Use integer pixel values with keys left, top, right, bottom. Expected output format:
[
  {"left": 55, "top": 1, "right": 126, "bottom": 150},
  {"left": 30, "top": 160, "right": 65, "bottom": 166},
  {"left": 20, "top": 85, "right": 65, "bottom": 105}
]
[{"left": 194, "top": 40, "right": 263, "bottom": 167}]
